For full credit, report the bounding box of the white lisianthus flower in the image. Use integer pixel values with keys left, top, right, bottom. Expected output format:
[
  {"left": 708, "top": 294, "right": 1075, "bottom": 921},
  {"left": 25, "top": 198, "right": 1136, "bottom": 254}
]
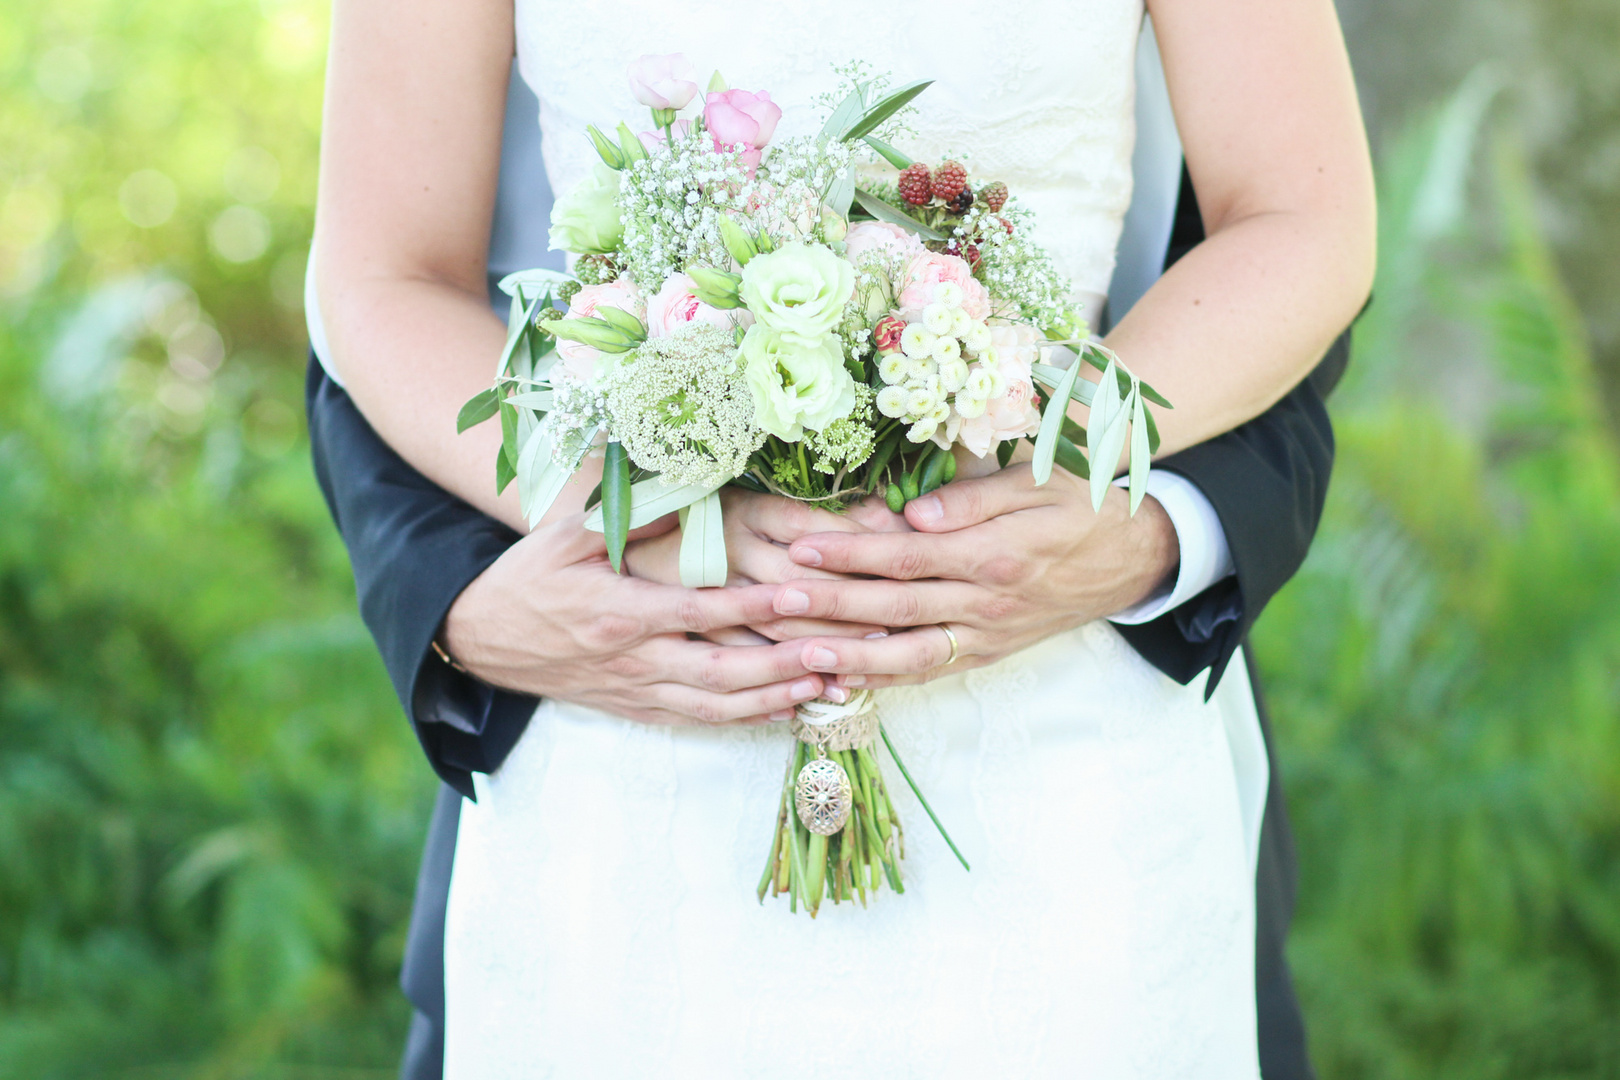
[
  {"left": 739, "top": 241, "right": 856, "bottom": 345},
  {"left": 950, "top": 308, "right": 975, "bottom": 339},
  {"left": 938, "top": 358, "right": 969, "bottom": 393},
  {"left": 878, "top": 353, "right": 910, "bottom": 385},
  {"left": 740, "top": 324, "right": 857, "bottom": 440},
  {"left": 875, "top": 385, "right": 911, "bottom": 418},
  {"left": 900, "top": 323, "right": 935, "bottom": 359},
  {"left": 922, "top": 304, "right": 954, "bottom": 335},
  {"left": 549, "top": 164, "right": 625, "bottom": 254},
  {"left": 931, "top": 336, "right": 962, "bottom": 363}
]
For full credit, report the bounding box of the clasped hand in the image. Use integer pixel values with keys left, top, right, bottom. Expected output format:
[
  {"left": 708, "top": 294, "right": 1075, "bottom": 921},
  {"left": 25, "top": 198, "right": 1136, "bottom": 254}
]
[{"left": 444, "top": 463, "right": 1176, "bottom": 725}]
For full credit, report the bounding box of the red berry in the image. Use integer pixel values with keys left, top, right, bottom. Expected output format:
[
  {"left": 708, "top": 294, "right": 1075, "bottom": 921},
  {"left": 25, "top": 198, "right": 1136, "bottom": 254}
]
[
  {"left": 931, "top": 159, "right": 968, "bottom": 201},
  {"left": 997, "top": 216, "right": 1013, "bottom": 235},
  {"left": 980, "top": 181, "right": 1008, "bottom": 212},
  {"left": 964, "top": 243, "right": 982, "bottom": 269},
  {"left": 897, "top": 163, "right": 933, "bottom": 206}
]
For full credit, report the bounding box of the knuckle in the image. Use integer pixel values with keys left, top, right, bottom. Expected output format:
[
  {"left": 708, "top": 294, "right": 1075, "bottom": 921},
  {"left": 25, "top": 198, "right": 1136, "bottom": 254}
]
[
  {"left": 909, "top": 638, "right": 938, "bottom": 672},
  {"left": 688, "top": 697, "right": 723, "bottom": 725},
  {"left": 980, "top": 555, "right": 1024, "bottom": 587},
  {"left": 697, "top": 652, "right": 732, "bottom": 692},
  {"left": 888, "top": 547, "right": 930, "bottom": 581},
  {"left": 888, "top": 589, "right": 924, "bottom": 626},
  {"left": 603, "top": 652, "right": 649, "bottom": 680},
  {"left": 582, "top": 614, "right": 640, "bottom": 651},
  {"left": 980, "top": 593, "right": 1022, "bottom": 623},
  {"left": 673, "top": 596, "right": 709, "bottom": 633}
]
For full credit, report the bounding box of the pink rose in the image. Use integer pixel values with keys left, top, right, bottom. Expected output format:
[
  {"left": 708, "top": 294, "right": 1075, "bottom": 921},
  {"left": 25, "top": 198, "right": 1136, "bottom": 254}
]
[
  {"left": 555, "top": 275, "right": 643, "bottom": 382},
  {"left": 627, "top": 53, "right": 699, "bottom": 111},
  {"left": 645, "top": 273, "right": 752, "bottom": 338},
  {"left": 638, "top": 119, "right": 692, "bottom": 153},
  {"left": 843, "top": 221, "right": 925, "bottom": 267},
  {"left": 897, "top": 251, "right": 991, "bottom": 321},
  {"left": 958, "top": 323, "right": 1043, "bottom": 457},
  {"left": 704, "top": 89, "right": 781, "bottom": 153}
]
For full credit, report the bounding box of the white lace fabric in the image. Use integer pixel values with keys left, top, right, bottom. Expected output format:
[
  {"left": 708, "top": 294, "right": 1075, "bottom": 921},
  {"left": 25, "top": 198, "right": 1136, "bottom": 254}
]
[{"left": 445, "top": 4, "right": 1266, "bottom": 1075}]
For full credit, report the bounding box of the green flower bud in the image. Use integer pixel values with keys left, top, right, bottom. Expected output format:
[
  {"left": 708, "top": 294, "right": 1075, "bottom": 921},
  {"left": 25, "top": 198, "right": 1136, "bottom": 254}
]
[
  {"left": 718, "top": 216, "right": 759, "bottom": 268},
  {"left": 586, "top": 125, "right": 625, "bottom": 170},
  {"left": 687, "top": 266, "right": 744, "bottom": 309}
]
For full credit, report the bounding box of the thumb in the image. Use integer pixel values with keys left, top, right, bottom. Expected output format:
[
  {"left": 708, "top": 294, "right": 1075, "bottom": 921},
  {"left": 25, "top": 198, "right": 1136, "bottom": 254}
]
[{"left": 903, "top": 463, "right": 1048, "bottom": 533}]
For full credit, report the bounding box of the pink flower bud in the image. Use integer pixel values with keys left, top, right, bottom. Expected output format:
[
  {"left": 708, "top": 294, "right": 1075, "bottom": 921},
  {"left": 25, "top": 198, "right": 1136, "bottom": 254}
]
[
  {"left": 703, "top": 89, "right": 782, "bottom": 152},
  {"left": 873, "top": 313, "right": 907, "bottom": 354}
]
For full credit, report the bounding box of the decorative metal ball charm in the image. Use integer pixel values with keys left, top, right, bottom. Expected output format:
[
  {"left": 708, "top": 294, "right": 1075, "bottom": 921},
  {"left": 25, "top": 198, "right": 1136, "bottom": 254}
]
[{"left": 795, "top": 756, "right": 853, "bottom": 836}]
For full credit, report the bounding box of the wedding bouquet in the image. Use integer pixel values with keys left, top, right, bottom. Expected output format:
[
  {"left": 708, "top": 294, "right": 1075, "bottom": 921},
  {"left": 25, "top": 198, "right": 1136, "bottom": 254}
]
[{"left": 458, "top": 55, "right": 1169, "bottom": 916}]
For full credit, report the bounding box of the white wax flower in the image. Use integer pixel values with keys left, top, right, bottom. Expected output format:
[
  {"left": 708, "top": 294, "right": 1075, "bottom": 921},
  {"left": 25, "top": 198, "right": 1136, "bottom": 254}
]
[
  {"left": 933, "top": 281, "right": 964, "bottom": 309},
  {"left": 878, "top": 353, "right": 910, "bottom": 385},
  {"left": 875, "top": 385, "right": 910, "bottom": 418},
  {"left": 938, "top": 358, "right": 969, "bottom": 393}
]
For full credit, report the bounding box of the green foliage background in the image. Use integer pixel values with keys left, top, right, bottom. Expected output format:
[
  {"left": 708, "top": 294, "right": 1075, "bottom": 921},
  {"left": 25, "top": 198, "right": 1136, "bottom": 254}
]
[{"left": 1, "top": 1, "right": 1617, "bottom": 1076}]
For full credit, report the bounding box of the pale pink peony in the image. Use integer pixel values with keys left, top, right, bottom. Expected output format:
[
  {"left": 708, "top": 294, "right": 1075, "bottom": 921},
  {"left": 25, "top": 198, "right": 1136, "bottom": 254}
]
[
  {"left": 645, "top": 273, "right": 752, "bottom": 338},
  {"left": 704, "top": 89, "right": 781, "bottom": 176},
  {"left": 627, "top": 53, "right": 700, "bottom": 111},
  {"left": 958, "top": 323, "right": 1043, "bottom": 457},
  {"left": 842, "top": 221, "right": 925, "bottom": 267},
  {"left": 555, "top": 275, "right": 644, "bottom": 382},
  {"left": 897, "top": 251, "right": 991, "bottom": 321}
]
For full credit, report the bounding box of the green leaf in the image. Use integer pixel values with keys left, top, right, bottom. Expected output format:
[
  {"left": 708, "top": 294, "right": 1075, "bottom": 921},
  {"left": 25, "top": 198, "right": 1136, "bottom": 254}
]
[
  {"left": 1031, "top": 362, "right": 1098, "bottom": 409},
  {"left": 499, "top": 400, "right": 519, "bottom": 468},
  {"left": 497, "top": 268, "right": 575, "bottom": 298},
  {"left": 996, "top": 439, "right": 1016, "bottom": 469},
  {"left": 497, "top": 296, "right": 543, "bottom": 377},
  {"left": 1030, "top": 356, "right": 1080, "bottom": 486},
  {"left": 842, "top": 79, "right": 933, "bottom": 143},
  {"left": 504, "top": 390, "right": 554, "bottom": 411},
  {"left": 1128, "top": 389, "right": 1150, "bottom": 514},
  {"left": 587, "top": 124, "right": 625, "bottom": 169},
  {"left": 601, "top": 441, "right": 632, "bottom": 574},
  {"left": 862, "top": 136, "right": 913, "bottom": 170},
  {"left": 1061, "top": 415, "right": 1088, "bottom": 447},
  {"left": 455, "top": 387, "right": 499, "bottom": 434},
  {"left": 1053, "top": 434, "right": 1090, "bottom": 479},
  {"left": 819, "top": 86, "right": 866, "bottom": 141},
  {"left": 826, "top": 165, "right": 856, "bottom": 219},
  {"left": 1142, "top": 403, "right": 1161, "bottom": 455},
  {"left": 1138, "top": 380, "right": 1173, "bottom": 409},
  {"left": 851, "top": 188, "right": 947, "bottom": 242},
  {"left": 495, "top": 444, "right": 517, "bottom": 495},
  {"left": 585, "top": 477, "right": 720, "bottom": 532},
  {"left": 1086, "top": 358, "right": 1129, "bottom": 512},
  {"left": 677, "top": 488, "right": 728, "bottom": 588},
  {"left": 920, "top": 444, "right": 951, "bottom": 494}
]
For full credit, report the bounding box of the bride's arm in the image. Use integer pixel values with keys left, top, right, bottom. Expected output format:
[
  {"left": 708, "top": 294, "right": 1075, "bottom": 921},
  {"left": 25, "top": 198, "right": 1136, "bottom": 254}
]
[
  {"left": 1105, "top": 0, "right": 1376, "bottom": 456},
  {"left": 313, "top": 0, "right": 556, "bottom": 534}
]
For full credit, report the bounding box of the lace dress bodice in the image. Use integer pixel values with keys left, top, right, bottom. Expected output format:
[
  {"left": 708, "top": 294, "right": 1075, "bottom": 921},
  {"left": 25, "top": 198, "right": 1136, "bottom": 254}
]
[{"left": 515, "top": 0, "right": 1143, "bottom": 297}]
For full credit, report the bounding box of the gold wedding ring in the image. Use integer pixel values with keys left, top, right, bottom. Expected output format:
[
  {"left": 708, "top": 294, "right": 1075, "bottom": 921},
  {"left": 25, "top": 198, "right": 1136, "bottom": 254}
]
[{"left": 938, "top": 623, "right": 960, "bottom": 667}]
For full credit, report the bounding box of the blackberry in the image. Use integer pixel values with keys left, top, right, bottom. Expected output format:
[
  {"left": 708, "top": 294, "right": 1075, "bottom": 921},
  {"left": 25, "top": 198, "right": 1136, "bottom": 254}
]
[
  {"left": 897, "top": 162, "right": 933, "bottom": 206},
  {"left": 930, "top": 159, "right": 968, "bottom": 201},
  {"left": 947, "top": 188, "right": 974, "bottom": 214}
]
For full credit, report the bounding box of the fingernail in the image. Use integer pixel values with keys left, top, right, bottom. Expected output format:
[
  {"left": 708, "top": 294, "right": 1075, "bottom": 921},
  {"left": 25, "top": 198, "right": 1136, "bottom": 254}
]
[
  {"left": 770, "top": 709, "right": 794, "bottom": 723},
  {"left": 910, "top": 495, "right": 943, "bottom": 525},
  {"left": 793, "top": 545, "right": 823, "bottom": 567},
  {"left": 776, "top": 588, "right": 809, "bottom": 615},
  {"left": 808, "top": 647, "right": 837, "bottom": 670},
  {"left": 826, "top": 685, "right": 849, "bottom": 704},
  {"left": 841, "top": 675, "right": 867, "bottom": 688},
  {"left": 863, "top": 630, "right": 888, "bottom": 639},
  {"left": 790, "top": 679, "right": 818, "bottom": 700}
]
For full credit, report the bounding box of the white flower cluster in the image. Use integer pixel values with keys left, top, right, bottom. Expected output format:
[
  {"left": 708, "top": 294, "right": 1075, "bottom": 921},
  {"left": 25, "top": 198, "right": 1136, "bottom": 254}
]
[
  {"left": 618, "top": 132, "right": 757, "bottom": 292},
  {"left": 874, "top": 282, "right": 1004, "bottom": 445},
  {"left": 548, "top": 374, "right": 612, "bottom": 464},
  {"left": 958, "top": 203, "right": 1088, "bottom": 338},
  {"left": 601, "top": 323, "right": 765, "bottom": 487},
  {"left": 750, "top": 137, "right": 853, "bottom": 247}
]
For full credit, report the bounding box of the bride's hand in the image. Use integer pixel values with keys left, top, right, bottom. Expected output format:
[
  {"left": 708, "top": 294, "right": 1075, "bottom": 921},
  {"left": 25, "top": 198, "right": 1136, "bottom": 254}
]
[
  {"left": 442, "top": 512, "right": 831, "bottom": 726},
  {"left": 759, "top": 465, "right": 1179, "bottom": 688},
  {"left": 623, "top": 490, "right": 907, "bottom": 644}
]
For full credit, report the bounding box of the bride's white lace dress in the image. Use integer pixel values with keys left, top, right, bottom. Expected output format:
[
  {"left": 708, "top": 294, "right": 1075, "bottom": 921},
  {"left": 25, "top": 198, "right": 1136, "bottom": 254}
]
[{"left": 444, "top": 2, "right": 1270, "bottom": 1076}]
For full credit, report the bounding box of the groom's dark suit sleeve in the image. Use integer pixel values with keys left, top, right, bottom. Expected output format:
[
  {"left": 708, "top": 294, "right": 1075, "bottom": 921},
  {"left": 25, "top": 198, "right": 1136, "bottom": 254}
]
[{"left": 306, "top": 359, "right": 537, "bottom": 800}]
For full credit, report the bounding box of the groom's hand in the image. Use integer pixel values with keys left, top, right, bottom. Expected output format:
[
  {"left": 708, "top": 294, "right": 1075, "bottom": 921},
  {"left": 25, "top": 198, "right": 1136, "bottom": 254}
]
[
  {"left": 768, "top": 464, "right": 1180, "bottom": 688},
  {"left": 442, "top": 512, "right": 830, "bottom": 725}
]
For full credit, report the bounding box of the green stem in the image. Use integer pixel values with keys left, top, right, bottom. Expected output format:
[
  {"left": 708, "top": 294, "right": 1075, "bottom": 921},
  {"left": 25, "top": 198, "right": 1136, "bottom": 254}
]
[{"left": 879, "top": 725, "right": 970, "bottom": 872}]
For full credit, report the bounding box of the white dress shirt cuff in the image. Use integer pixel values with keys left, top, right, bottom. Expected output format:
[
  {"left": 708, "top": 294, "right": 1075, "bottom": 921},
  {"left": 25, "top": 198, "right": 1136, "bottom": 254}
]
[{"left": 1108, "top": 470, "right": 1235, "bottom": 625}]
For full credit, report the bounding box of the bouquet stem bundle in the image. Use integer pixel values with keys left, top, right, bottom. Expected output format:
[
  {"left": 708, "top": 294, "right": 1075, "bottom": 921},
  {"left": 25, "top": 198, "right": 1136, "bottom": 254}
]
[{"left": 757, "top": 737, "right": 905, "bottom": 916}]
